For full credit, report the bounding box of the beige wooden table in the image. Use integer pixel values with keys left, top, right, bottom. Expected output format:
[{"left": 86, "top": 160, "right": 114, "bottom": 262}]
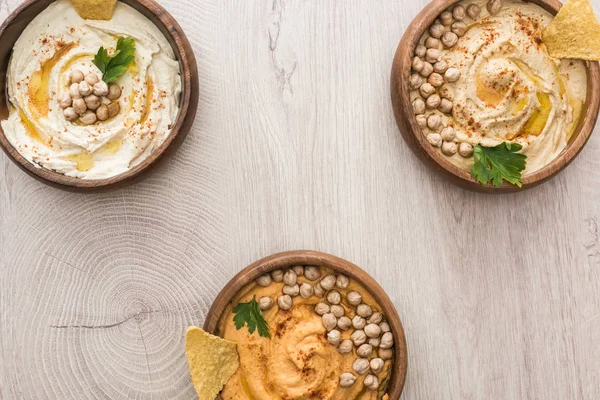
[{"left": 2, "top": 0, "right": 600, "bottom": 399}]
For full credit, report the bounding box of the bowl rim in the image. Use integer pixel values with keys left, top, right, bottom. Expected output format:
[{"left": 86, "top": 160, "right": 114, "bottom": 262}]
[
  {"left": 391, "top": 0, "right": 600, "bottom": 193},
  {"left": 203, "top": 250, "right": 409, "bottom": 399},
  {"left": 0, "top": 0, "right": 199, "bottom": 192}
]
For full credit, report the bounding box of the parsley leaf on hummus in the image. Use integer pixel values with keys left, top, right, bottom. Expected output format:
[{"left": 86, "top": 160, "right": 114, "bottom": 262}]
[
  {"left": 233, "top": 296, "right": 271, "bottom": 338},
  {"left": 92, "top": 37, "right": 136, "bottom": 84},
  {"left": 471, "top": 142, "right": 527, "bottom": 187}
]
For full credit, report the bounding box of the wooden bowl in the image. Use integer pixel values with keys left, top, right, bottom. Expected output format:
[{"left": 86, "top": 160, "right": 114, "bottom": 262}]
[
  {"left": 204, "top": 250, "right": 409, "bottom": 399},
  {"left": 0, "top": 0, "right": 198, "bottom": 192},
  {"left": 391, "top": 0, "right": 600, "bottom": 193}
]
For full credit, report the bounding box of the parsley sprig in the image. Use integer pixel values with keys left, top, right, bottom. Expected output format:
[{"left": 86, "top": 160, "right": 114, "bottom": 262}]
[
  {"left": 232, "top": 296, "right": 271, "bottom": 338},
  {"left": 471, "top": 142, "right": 527, "bottom": 187},
  {"left": 92, "top": 37, "right": 136, "bottom": 84}
]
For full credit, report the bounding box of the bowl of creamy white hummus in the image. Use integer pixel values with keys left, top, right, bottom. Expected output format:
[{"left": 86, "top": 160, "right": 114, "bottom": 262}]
[
  {"left": 0, "top": 0, "right": 198, "bottom": 190},
  {"left": 392, "top": 0, "right": 600, "bottom": 192},
  {"left": 202, "top": 250, "right": 408, "bottom": 400}
]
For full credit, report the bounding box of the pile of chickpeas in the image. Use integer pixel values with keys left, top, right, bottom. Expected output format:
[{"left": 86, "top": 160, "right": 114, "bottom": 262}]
[
  {"left": 59, "top": 69, "right": 122, "bottom": 125},
  {"left": 255, "top": 266, "right": 394, "bottom": 392},
  {"left": 410, "top": 0, "right": 503, "bottom": 158}
]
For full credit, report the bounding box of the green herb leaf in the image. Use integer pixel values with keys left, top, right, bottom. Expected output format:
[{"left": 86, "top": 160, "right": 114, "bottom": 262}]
[
  {"left": 232, "top": 296, "right": 271, "bottom": 338},
  {"left": 471, "top": 142, "right": 527, "bottom": 187},
  {"left": 92, "top": 37, "right": 136, "bottom": 84}
]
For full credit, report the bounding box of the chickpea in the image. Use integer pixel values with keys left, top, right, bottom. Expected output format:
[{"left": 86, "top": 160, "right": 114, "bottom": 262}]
[
  {"left": 256, "top": 273, "right": 273, "bottom": 287},
  {"left": 336, "top": 275, "right": 349, "bottom": 289},
  {"left": 425, "top": 48, "right": 441, "bottom": 64},
  {"left": 369, "top": 337, "right": 381, "bottom": 347},
  {"left": 304, "top": 266, "right": 321, "bottom": 281},
  {"left": 322, "top": 313, "right": 337, "bottom": 331},
  {"left": 352, "top": 358, "right": 370, "bottom": 375},
  {"left": 299, "top": 283, "right": 314, "bottom": 298},
  {"left": 337, "top": 316, "right": 352, "bottom": 331},
  {"left": 78, "top": 81, "right": 93, "bottom": 97},
  {"left": 380, "top": 322, "right": 391, "bottom": 333},
  {"left": 419, "top": 83, "right": 436, "bottom": 98},
  {"left": 368, "top": 312, "right": 383, "bottom": 325},
  {"left": 283, "top": 284, "right": 299, "bottom": 297},
  {"left": 69, "top": 83, "right": 81, "bottom": 99},
  {"left": 347, "top": 290, "right": 362, "bottom": 306},
  {"left": 278, "top": 295, "right": 292, "bottom": 311},
  {"left": 96, "top": 105, "right": 109, "bottom": 121},
  {"left": 58, "top": 93, "right": 72, "bottom": 109},
  {"left": 487, "top": 0, "right": 502, "bottom": 15},
  {"left": 338, "top": 340, "right": 353, "bottom": 355},
  {"left": 84, "top": 73, "right": 99, "bottom": 86},
  {"left": 426, "top": 94, "right": 441, "bottom": 109},
  {"left": 427, "top": 114, "right": 442, "bottom": 131},
  {"left": 339, "top": 372, "right": 356, "bottom": 388},
  {"left": 425, "top": 37, "right": 440, "bottom": 49},
  {"left": 442, "top": 141, "right": 458, "bottom": 156},
  {"left": 327, "top": 329, "right": 342, "bottom": 347},
  {"left": 379, "top": 332, "right": 394, "bottom": 349},
  {"left": 412, "top": 56, "right": 424, "bottom": 72},
  {"left": 413, "top": 98, "right": 426, "bottom": 115},
  {"left": 80, "top": 110, "right": 97, "bottom": 125},
  {"left": 84, "top": 95, "right": 101, "bottom": 111},
  {"left": 467, "top": 4, "right": 481, "bottom": 19},
  {"left": 459, "top": 142, "right": 474, "bottom": 157},
  {"left": 93, "top": 81, "right": 109, "bottom": 97},
  {"left": 428, "top": 73, "right": 444, "bottom": 88},
  {"left": 107, "top": 102, "right": 120, "bottom": 118},
  {"left": 351, "top": 329, "right": 367, "bottom": 346},
  {"left": 258, "top": 296, "right": 274, "bottom": 311},
  {"left": 364, "top": 374, "right": 379, "bottom": 391},
  {"left": 283, "top": 270, "right": 297, "bottom": 286},
  {"left": 415, "top": 44, "right": 427, "bottom": 58},
  {"left": 441, "top": 126, "right": 456, "bottom": 142},
  {"left": 314, "top": 282, "right": 326, "bottom": 297},
  {"left": 314, "top": 302, "right": 330, "bottom": 316},
  {"left": 410, "top": 74, "right": 423, "bottom": 90},
  {"left": 357, "top": 344, "right": 373, "bottom": 358},
  {"left": 320, "top": 275, "right": 336, "bottom": 291},
  {"left": 427, "top": 133, "right": 443, "bottom": 147},
  {"left": 63, "top": 107, "right": 78, "bottom": 122},
  {"left": 441, "top": 31, "right": 459, "bottom": 48},
  {"left": 357, "top": 304, "right": 373, "bottom": 318},
  {"left": 452, "top": 4, "right": 466, "bottom": 20},
  {"left": 445, "top": 67, "right": 461, "bottom": 82},
  {"left": 330, "top": 304, "right": 345, "bottom": 318},
  {"left": 352, "top": 315, "right": 366, "bottom": 330},
  {"left": 107, "top": 83, "right": 122, "bottom": 100},
  {"left": 370, "top": 358, "right": 385, "bottom": 374},
  {"left": 379, "top": 347, "right": 394, "bottom": 360},
  {"left": 433, "top": 60, "right": 448, "bottom": 74},
  {"left": 415, "top": 114, "right": 427, "bottom": 128},
  {"left": 419, "top": 62, "right": 434, "bottom": 77},
  {"left": 365, "top": 323, "right": 382, "bottom": 338},
  {"left": 292, "top": 265, "right": 304, "bottom": 276},
  {"left": 439, "top": 10, "right": 453, "bottom": 25},
  {"left": 439, "top": 98, "right": 454, "bottom": 114},
  {"left": 451, "top": 21, "right": 468, "bottom": 37},
  {"left": 72, "top": 98, "right": 87, "bottom": 115},
  {"left": 429, "top": 23, "right": 445, "bottom": 38},
  {"left": 271, "top": 269, "right": 283, "bottom": 282},
  {"left": 70, "top": 69, "right": 84, "bottom": 84}
]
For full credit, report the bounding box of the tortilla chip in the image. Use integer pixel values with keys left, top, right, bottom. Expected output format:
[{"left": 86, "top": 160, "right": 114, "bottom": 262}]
[
  {"left": 185, "top": 327, "right": 239, "bottom": 400},
  {"left": 542, "top": 0, "right": 600, "bottom": 60},
  {"left": 71, "top": 0, "right": 117, "bottom": 20}
]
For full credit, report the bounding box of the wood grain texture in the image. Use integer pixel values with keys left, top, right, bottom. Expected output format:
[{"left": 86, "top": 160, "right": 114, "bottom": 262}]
[{"left": 1, "top": 0, "right": 600, "bottom": 399}]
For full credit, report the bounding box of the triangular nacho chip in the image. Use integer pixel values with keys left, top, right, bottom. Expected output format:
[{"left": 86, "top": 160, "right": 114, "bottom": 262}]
[
  {"left": 543, "top": 0, "right": 600, "bottom": 60},
  {"left": 185, "top": 327, "right": 239, "bottom": 400},
  {"left": 71, "top": 0, "right": 117, "bottom": 20}
]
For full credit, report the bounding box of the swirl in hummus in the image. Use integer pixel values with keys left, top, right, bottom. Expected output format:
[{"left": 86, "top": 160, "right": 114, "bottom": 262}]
[
  {"left": 0, "top": 0, "right": 181, "bottom": 179},
  {"left": 411, "top": 0, "right": 587, "bottom": 174},
  {"left": 218, "top": 266, "right": 395, "bottom": 400}
]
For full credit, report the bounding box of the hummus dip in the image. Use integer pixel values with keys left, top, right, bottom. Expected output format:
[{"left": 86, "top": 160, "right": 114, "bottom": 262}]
[
  {"left": 1, "top": 0, "right": 181, "bottom": 179},
  {"left": 411, "top": 0, "right": 587, "bottom": 174},
  {"left": 218, "top": 266, "right": 395, "bottom": 400}
]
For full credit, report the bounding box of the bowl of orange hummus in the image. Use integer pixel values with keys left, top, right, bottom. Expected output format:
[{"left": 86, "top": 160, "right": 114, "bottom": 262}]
[{"left": 202, "top": 251, "right": 408, "bottom": 400}]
